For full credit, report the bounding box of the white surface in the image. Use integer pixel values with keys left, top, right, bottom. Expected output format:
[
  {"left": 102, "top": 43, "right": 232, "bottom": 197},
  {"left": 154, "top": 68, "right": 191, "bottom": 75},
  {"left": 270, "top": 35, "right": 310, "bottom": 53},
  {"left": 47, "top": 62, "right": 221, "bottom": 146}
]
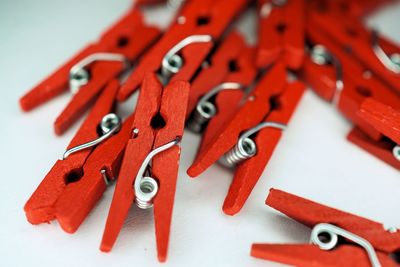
[{"left": 0, "top": 1, "right": 399, "bottom": 267}]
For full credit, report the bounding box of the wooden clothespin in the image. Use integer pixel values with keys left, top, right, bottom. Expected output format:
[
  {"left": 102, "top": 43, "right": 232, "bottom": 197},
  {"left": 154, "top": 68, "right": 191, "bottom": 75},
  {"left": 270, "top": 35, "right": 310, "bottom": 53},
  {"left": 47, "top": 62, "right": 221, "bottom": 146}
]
[
  {"left": 101, "top": 73, "right": 190, "bottom": 262},
  {"left": 251, "top": 188, "right": 400, "bottom": 267},
  {"left": 19, "top": 8, "right": 160, "bottom": 134}
]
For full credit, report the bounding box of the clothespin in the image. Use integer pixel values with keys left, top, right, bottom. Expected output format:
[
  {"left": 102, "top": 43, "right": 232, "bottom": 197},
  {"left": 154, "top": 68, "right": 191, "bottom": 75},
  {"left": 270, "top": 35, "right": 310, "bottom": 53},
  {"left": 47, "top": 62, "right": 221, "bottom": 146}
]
[
  {"left": 301, "top": 20, "right": 400, "bottom": 141},
  {"left": 348, "top": 98, "right": 400, "bottom": 170},
  {"left": 307, "top": 0, "right": 395, "bottom": 19},
  {"left": 19, "top": 8, "right": 160, "bottom": 135},
  {"left": 256, "top": 0, "right": 305, "bottom": 70},
  {"left": 24, "top": 80, "right": 135, "bottom": 233},
  {"left": 186, "top": 31, "right": 257, "bottom": 153},
  {"left": 101, "top": 73, "right": 190, "bottom": 262},
  {"left": 117, "top": 0, "right": 250, "bottom": 101},
  {"left": 187, "top": 63, "right": 305, "bottom": 215},
  {"left": 308, "top": 5, "right": 400, "bottom": 96},
  {"left": 251, "top": 188, "right": 400, "bottom": 267}
]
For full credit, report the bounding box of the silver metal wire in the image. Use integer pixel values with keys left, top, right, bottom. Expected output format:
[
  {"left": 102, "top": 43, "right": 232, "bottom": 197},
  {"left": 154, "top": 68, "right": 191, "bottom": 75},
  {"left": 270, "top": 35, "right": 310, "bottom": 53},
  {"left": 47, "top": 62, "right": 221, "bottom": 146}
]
[
  {"left": 260, "top": 0, "right": 287, "bottom": 17},
  {"left": 63, "top": 113, "right": 122, "bottom": 159},
  {"left": 187, "top": 82, "right": 244, "bottom": 133},
  {"left": 393, "top": 145, "right": 400, "bottom": 161},
  {"left": 161, "top": 35, "right": 213, "bottom": 80},
  {"left": 219, "top": 122, "right": 287, "bottom": 167},
  {"left": 371, "top": 30, "right": 400, "bottom": 74},
  {"left": 310, "top": 223, "right": 381, "bottom": 267},
  {"left": 69, "top": 53, "right": 130, "bottom": 94},
  {"left": 310, "top": 45, "right": 344, "bottom": 107},
  {"left": 134, "top": 137, "right": 181, "bottom": 209}
]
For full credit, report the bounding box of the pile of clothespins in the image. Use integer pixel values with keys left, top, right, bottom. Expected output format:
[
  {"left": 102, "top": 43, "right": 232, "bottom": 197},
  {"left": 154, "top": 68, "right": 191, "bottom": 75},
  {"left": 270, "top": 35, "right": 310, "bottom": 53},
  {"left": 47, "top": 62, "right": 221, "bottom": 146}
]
[{"left": 20, "top": 0, "right": 400, "bottom": 266}]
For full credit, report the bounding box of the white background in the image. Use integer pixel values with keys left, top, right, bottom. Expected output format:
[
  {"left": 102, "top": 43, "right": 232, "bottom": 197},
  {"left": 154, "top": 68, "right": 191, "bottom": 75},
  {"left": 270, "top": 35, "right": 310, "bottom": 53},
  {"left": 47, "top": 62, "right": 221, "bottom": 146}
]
[{"left": 0, "top": 1, "right": 399, "bottom": 266}]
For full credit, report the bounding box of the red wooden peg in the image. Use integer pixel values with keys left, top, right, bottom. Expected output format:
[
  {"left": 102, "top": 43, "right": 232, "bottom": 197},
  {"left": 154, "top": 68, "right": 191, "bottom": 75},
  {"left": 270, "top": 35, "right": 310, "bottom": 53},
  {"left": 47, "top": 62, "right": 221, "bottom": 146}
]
[
  {"left": 256, "top": 0, "right": 305, "bottom": 70},
  {"left": 117, "top": 0, "right": 250, "bottom": 101},
  {"left": 186, "top": 31, "right": 248, "bottom": 120},
  {"left": 186, "top": 31, "right": 258, "bottom": 154},
  {"left": 101, "top": 73, "right": 190, "bottom": 262},
  {"left": 223, "top": 82, "right": 304, "bottom": 215},
  {"left": 348, "top": 98, "right": 400, "bottom": 170},
  {"left": 19, "top": 8, "right": 160, "bottom": 135},
  {"left": 251, "top": 188, "right": 400, "bottom": 266},
  {"left": 302, "top": 22, "right": 400, "bottom": 141},
  {"left": 308, "top": 7, "right": 400, "bottom": 96},
  {"left": 188, "top": 62, "right": 287, "bottom": 177},
  {"left": 188, "top": 63, "right": 304, "bottom": 215},
  {"left": 307, "top": 0, "right": 395, "bottom": 19},
  {"left": 24, "top": 80, "right": 119, "bottom": 229}
]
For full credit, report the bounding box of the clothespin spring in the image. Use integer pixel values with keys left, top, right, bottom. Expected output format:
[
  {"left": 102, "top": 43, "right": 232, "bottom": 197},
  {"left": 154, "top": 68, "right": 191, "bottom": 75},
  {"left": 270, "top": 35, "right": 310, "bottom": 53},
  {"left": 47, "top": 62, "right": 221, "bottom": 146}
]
[
  {"left": 187, "top": 82, "right": 244, "bottom": 133},
  {"left": 160, "top": 35, "right": 213, "bottom": 83},
  {"left": 63, "top": 113, "right": 122, "bottom": 159},
  {"left": 69, "top": 53, "right": 130, "bottom": 94},
  {"left": 311, "top": 223, "right": 381, "bottom": 267},
  {"left": 310, "top": 44, "right": 344, "bottom": 107},
  {"left": 134, "top": 137, "right": 181, "bottom": 209},
  {"left": 371, "top": 30, "right": 400, "bottom": 74},
  {"left": 219, "top": 122, "right": 287, "bottom": 167}
]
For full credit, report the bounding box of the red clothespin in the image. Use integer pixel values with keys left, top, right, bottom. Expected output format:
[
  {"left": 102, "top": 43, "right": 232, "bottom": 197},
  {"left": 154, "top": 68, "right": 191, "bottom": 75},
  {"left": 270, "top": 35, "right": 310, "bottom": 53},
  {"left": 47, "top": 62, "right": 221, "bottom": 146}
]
[
  {"left": 256, "top": 0, "right": 305, "bottom": 70},
  {"left": 117, "top": 0, "right": 250, "bottom": 101},
  {"left": 308, "top": 5, "right": 400, "bottom": 96},
  {"left": 251, "top": 188, "right": 400, "bottom": 267},
  {"left": 24, "top": 80, "right": 135, "bottom": 233},
  {"left": 187, "top": 63, "right": 305, "bottom": 215},
  {"left": 101, "top": 73, "right": 190, "bottom": 262},
  {"left": 19, "top": 8, "right": 160, "bottom": 135},
  {"left": 348, "top": 98, "right": 400, "bottom": 170},
  {"left": 301, "top": 21, "right": 400, "bottom": 141},
  {"left": 307, "top": 0, "right": 395, "bottom": 19},
  {"left": 186, "top": 31, "right": 258, "bottom": 153}
]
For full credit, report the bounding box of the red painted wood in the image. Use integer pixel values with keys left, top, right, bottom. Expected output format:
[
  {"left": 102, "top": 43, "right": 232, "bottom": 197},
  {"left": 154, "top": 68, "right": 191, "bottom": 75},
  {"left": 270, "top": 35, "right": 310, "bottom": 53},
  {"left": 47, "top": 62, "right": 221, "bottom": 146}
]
[
  {"left": 257, "top": 0, "right": 304, "bottom": 69},
  {"left": 302, "top": 22, "right": 400, "bottom": 141},
  {"left": 223, "top": 82, "right": 305, "bottom": 215},
  {"left": 19, "top": 8, "right": 160, "bottom": 135},
  {"left": 266, "top": 189, "right": 400, "bottom": 253},
  {"left": 308, "top": 6, "right": 400, "bottom": 95},
  {"left": 187, "top": 62, "right": 287, "bottom": 177},
  {"left": 348, "top": 127, "right": 400, "bottom": 170},
  {"left": 250, "top": 189, "right": 400, "bottom": 266},
  {"left": 359, "top": 98, "right": 400, "bottom": 144},
  {"left": 117, "top": 0, "right": 250, "bottom": 100},
  {"left": 101, "top": 73, "right": 190, "bottom": 262},
  {"left": 251, "top": 244, "right": 398, "bottom": 267},
  {"left": 24, "top": 79, "right": 119, "bottom": 226}
]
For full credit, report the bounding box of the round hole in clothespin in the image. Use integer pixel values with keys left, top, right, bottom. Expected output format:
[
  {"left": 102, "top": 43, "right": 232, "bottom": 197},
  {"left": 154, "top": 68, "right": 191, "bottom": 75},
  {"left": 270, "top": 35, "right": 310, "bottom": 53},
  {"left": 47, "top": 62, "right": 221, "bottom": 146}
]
[
  {"left": 390, "top": 250, "right": 400, "bottom": 264},
  {"left": 355, "top": 86, "right": 372, "bottom": 97}
]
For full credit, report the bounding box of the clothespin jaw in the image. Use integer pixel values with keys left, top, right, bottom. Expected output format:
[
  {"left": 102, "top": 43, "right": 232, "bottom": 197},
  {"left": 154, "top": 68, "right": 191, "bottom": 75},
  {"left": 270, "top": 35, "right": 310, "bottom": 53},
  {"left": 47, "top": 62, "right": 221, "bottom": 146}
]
[
  {"left": 24, "top": 80, "right": 120, "bottom": 231},
  {"left": 251, "top": 244, "right": 397, "bottom": 267},
  {"left": 251, "top": 188, "right": 400, "bottom": 266},
  {"left": 101, "top": 73, "right": 190, "bottom": 262},
  {"left": 117, "top": 0, "right": 250, "bottom": 101},
  {"left": 187, "top": 62, "right": 287, "bottom": 178},
  {"left": 223, "top": 81, "right": 305, "bottom": 215},
  {"left": 19, "top": 8, "right": 160, "bottom": 135},
  {"left": 348, "top": 98, "right": 400, "bottom": 170},
  {"left": 256, "top": 0, "right": 305, "bottom": 70}
]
